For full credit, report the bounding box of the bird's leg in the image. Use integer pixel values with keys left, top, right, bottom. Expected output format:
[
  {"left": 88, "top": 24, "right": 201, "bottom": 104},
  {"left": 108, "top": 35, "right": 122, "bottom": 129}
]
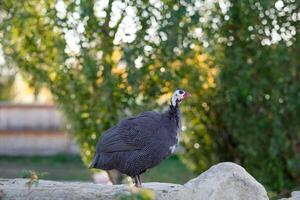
[
  {"left": 133, "top": 175, "right": 142, "bottom": 188},
  {"left": 133, "top": 176, "right": 138, "bottom": 187},
  {"left": 137, "top": 175, "right": 142, "bottom": 187}
]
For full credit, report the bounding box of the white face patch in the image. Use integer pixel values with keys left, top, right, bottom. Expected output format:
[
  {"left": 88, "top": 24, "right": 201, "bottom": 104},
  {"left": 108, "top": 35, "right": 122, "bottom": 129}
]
[
  {"left": 171, "top": 90, "right": 185, "bottom": 106},
  {"left": 169, "top": 145, "right": 176, "bottom": 154}
]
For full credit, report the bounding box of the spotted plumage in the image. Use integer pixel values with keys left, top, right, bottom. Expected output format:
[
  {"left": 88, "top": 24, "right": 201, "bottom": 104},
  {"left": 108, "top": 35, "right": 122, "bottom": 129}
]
[{"left": 90, "top": 89, "right": 190, "bottom": 187}]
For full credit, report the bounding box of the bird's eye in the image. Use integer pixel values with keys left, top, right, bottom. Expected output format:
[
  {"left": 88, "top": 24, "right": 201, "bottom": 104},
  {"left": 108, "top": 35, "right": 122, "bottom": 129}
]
[{"left": 179, "top": 90, "right": 184, "bottom": 94}]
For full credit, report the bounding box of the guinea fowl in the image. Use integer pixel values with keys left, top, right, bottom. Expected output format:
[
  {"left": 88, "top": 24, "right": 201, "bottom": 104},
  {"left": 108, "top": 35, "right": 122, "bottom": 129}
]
[{"left": 90, "top": 89, "right": 190, "bottom": 187}]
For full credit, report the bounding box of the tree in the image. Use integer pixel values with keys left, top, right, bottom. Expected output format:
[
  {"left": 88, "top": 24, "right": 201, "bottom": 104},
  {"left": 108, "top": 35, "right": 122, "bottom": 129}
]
[
  {"left": 0, "top": 0, "right": 214, "bottom": 183},
  {"left": 0, "top": 66, "right": 15, "bottom": 101},
  {"left": 194, "top": 0, "right": 300, "bottom": 191}
]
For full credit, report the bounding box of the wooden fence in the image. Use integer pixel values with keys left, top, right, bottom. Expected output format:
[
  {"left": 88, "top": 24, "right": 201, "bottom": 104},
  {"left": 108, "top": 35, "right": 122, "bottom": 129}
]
[
  {"left": 0, "top": 103, "right": 79, "bottom": 155},
  {"left": 0, "top": 103, "right": 62, "bottom": 131}
]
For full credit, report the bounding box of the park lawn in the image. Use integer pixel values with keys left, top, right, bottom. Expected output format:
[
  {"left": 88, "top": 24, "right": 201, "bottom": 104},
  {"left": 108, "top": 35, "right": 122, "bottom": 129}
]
[{"left": 0, "top": 155, "right": 195, "bottom": 184}]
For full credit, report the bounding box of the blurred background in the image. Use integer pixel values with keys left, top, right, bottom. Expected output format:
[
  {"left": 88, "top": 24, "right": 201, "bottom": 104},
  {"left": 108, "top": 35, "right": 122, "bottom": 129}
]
[{"left": 0, "top": 0, "right": 299, "bottom": 198}]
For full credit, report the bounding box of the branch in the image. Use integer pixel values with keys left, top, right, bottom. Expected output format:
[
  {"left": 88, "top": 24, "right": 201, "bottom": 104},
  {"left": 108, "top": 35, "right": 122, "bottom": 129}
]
[
  {"left": 101, "top": 0, "right": 113, "bottom": 38},
  {"left": 112, "top": 13, "right": 125, "bottom": 39}
]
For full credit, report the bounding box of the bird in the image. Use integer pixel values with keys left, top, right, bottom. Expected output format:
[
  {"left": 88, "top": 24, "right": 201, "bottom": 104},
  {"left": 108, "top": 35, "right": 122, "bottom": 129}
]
[{"left": 90, "top": 89, "right": 190, "bottom": 187}]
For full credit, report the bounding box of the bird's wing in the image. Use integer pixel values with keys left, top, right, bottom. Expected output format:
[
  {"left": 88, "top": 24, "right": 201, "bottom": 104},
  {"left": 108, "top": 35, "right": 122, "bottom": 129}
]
[{"left": 97, "top": 111, "right": 162, "bottom": 153}]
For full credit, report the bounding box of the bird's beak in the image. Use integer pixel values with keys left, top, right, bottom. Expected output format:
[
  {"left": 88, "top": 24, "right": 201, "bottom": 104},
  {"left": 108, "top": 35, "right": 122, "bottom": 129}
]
[{"left": 182, "top": 92, "right": 191, "bottom": 99}]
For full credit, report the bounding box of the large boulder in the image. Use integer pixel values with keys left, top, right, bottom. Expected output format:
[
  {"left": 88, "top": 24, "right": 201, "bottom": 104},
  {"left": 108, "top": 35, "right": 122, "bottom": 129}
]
[
  {"left": 0, "top": 162, "right": 269, "bottom": 200},
  {"left": 185, "top": 162, "right": 269, "bottom": 200}
]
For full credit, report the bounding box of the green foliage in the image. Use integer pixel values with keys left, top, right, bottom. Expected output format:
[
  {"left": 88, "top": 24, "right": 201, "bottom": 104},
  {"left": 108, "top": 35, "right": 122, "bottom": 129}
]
[
  {"left": 20, "top": 170, "right": 47, "bottom": 179},
  {"left": 0, "top": 0, "right": 212, "bottom": 177},
  {"left": 195, "top": 0, "right": 300, "bottom": 192},
  {"left": 1, "top": 0, "right": 195, "bottom": 186},
  {"left": 115, "top": 189, "right": 155, "bottom": 200},
  {"left": 20, "top": 170, "right": 42, "bottom": 189}
]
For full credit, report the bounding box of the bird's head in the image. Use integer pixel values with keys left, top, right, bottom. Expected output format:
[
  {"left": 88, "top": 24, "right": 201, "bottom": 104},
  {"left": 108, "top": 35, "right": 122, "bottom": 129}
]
[{"left": 171, "top": 89, "right": 191, "bottom": 107}]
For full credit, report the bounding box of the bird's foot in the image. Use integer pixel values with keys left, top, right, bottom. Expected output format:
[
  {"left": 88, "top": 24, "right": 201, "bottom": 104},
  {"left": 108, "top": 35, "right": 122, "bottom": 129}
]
[{"left": 134, "top": 182, "right": 142, "bottom": 188}]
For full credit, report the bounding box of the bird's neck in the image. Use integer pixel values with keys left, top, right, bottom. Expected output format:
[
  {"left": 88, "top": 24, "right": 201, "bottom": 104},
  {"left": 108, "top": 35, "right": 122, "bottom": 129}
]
[{"left": 168, "top": 104, "right": 181, "bottom": 128}]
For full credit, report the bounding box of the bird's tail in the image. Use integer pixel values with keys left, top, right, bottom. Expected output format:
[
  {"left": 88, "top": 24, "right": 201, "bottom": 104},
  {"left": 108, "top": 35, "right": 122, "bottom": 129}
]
[{"left": 89, "top": 154, "right": 98, "bottom": 169}]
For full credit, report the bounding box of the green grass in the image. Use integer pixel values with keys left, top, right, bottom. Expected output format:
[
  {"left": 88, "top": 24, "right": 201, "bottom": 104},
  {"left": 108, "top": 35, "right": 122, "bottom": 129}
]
[
  {"left": 141, "top": 156, "right": 195, "bottom": 184},
  {"left": 0, "top": 155, "right": 91, "bottom": 181},
  {"left": 0, "top": 155, "right": 195, "bottom": 184}
]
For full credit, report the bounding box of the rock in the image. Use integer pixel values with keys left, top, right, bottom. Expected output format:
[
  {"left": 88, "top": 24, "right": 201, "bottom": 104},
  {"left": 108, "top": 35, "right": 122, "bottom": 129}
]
[
  {"left": 280, "top": 191, "right": 300, "bottom": 200},
  {"left": 291, "top": 191, "right": 300, "bottom": 198},
  {"left": 0, "top": 162, "right": 269, "bottom": 200},
  {"left": 185, "top": 162, "right": 269, "bottom": 200},
  {"left": 0, "top": 179, "right": 191, "bottom": 200}
]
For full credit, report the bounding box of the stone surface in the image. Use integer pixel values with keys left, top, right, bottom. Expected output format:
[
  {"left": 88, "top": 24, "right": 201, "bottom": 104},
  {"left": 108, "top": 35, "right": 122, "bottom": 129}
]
[
  {"left": 291, "top": 191, "right": 300, "bottom": 198},
  {"left": 185, "top": 162, "right": 269, "bottom": 200},
  {"left": 0, "top": 179, "right": 191, "bottom": 200},
  {"left": 0, "top": 162, "right": 269, "bottom": 200},
  {"left": 280, "top": 191, "right": 300, "bottom": 200}
]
